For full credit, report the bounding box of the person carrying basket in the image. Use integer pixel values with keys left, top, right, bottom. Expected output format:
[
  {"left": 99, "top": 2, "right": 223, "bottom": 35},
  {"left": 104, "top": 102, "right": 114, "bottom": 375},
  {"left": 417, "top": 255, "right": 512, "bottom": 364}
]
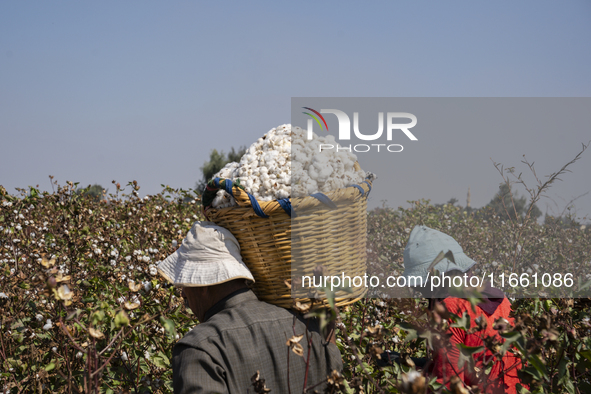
[{"left": 157, "top": 221, "right": 343, "bottom": 394}]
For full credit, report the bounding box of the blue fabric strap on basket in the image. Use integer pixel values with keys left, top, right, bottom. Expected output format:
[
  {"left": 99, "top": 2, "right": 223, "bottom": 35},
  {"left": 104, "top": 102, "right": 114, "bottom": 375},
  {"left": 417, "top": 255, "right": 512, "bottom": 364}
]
[
  {"left": 210, "top": 177, "right": 369, "bottom": 217},
  {"left": 223, "top": 179, "right": 234, "bottom": 196},
  {"left": 349, "top": 184, "right": 365, "bottom": 197},
  {"left": 309, "top": 193, "right": 338, "bottom": 210},
  {"left": 247, "top": 193, "right": 270, "bottom": 218},
  {"left": 361, "top": 180, "right": 372, "bottom": 195},
  {"left": 277, "top": 198, "right": 294, "bottom": 218}
]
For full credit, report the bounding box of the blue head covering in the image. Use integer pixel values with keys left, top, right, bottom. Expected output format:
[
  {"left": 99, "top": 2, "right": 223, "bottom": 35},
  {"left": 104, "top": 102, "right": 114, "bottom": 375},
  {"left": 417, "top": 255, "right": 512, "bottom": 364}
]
[{"left": 402, "top": 225, "right": 477, "bottom": 287}]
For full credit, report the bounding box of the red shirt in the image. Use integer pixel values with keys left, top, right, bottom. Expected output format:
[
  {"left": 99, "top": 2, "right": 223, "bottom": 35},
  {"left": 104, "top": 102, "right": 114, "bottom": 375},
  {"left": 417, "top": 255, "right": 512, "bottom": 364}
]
[{"left": 430, "top": 297, "right": 523, "bottom": 393}]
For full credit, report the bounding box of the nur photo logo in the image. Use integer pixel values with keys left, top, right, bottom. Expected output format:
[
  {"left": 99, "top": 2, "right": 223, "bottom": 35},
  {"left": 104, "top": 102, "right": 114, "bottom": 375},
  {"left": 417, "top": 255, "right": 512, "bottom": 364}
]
[{"left": 302, "top": 107, "right": 418, "bottom": 153}]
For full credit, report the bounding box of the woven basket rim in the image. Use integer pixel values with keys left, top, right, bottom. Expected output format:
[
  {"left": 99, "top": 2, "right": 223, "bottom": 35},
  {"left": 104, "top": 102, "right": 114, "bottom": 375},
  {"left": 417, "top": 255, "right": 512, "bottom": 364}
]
[{"left": 206, "top": 179, "right": 372, "bottom": 218}]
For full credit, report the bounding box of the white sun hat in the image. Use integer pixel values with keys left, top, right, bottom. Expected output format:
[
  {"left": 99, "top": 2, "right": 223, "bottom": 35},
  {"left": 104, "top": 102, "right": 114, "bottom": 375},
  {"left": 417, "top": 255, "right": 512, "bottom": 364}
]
[{"left": 157, "top": 221, "right": 255, "bottom": 287}]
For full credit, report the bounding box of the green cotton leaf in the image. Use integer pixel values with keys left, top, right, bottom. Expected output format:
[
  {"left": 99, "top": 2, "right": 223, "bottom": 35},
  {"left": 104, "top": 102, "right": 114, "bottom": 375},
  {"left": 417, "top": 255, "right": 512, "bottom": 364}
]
[
  {"left": 429, "top": 378, "right": 444, "bottom": 391},
  {"left": 427, "top": 250, "right": 455, "bottom": 272},
  {"left": 527, "top": 354, "right": 548, "bottom": 379},
  {"left": 66, "top": 309, "right": 82, "bottom": 321},
  {"left": 91, "top": 310, "right": 105, "bottom": 325},
  {"left": 580, "top": 349, "right": 591, "bottom": 363},
  {"left": 451, "top": 312, "right": 471, "bottom": 331},
  {"left": 160, "top": 316, "right": 177, "bottom": 340},
  {"left": 324, "top": 287, "right": 336, "bottom": 309},
  {"left": 521, "top": 365, "right": 544, "bottom": 381},
  {"left": 578, "top": 278, "right": 591, "bottom": 292},
  {"left": 139, "top": 360, "right": 150, "bottom": 373},
  {"left": 563, "top": 379, "right": 576, "bottom": 394},
  {"left": 457, "top": 350, "right": 476, "bottom": 371},
  {"left": 151, "top": 351, "right": 170, "bottom": 369},
  {"left": 151, "top": 356, "right": 168, "bottom": 369},
  {"left": 516, "top": 383, "right": 532, "bottom": 394},
  {"left": 500, "top": 331, "right": 521, "bottom": 341},
  {"left": 157, "top": 351, "right": 170, "bottom": 365},
  {"left": 557, "top": 357, "right": 575, "bottom": 393},
  {"left": 45, "top": 361, "right": 56, "bottom": 372},
  {"left": 457, "top": 343, "right": 485, "bottom": 356},
  {"left": 557, "top": 355, "right": 569, "bottom": 381},
  {"left": 500, "top": 331, "right": 524, "bottom": 353},
  {"left": 397, "top": 322, "right": 418, "bottom": 342},
  {"left": 114, "top": 310, "right": 130, "bottom": 329},
  {"left": 340, "top": 379, "right": 356, "bottom": 394}
]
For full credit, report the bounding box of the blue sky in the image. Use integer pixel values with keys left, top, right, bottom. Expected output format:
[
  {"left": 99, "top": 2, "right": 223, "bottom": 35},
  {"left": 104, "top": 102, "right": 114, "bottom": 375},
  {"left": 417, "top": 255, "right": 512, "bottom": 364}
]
[{"left": 1, "top": 1, "right": 590, "bottom": 218}]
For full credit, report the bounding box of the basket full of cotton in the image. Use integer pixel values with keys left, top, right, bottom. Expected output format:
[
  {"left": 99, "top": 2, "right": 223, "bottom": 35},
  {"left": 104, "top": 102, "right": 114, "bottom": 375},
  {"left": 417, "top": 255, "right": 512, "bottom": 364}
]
[{"left": 202, "top": 124, "right": 374, "bottom": 309}]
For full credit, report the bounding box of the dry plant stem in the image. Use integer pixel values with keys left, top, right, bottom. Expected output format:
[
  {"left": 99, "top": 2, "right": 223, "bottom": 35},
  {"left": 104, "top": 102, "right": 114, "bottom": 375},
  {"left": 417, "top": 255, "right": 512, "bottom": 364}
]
[
  {"left": 64, "top": 344, "right": 75, "bottom": 394},
  {"left": 287, "top": 316, "right": 297, "bottom": 394},
  {"left": 492, "top": 141, "right": 589, "bottom": 270},
  {"left": 287, "top": 343, "right": 291, "bottom": 394},
  {"left": 90, "top": 334, "right": 124, "bottom": 378},
  {"left": 0, "top": 324, "right": 7, "bottom": 361},
  {"left": 343, "top": 331, "right": 386, "bottom": 394},
  {"left": 98, "top": 328, "right": 124, "bottom": 356},
  {"left": 57, "top": 370, "right": 82, "bottom": 394},
  {"left": 557, "top": 191, "right": 589, "bottom": 218},
  {"left": 443, "top": 351, "right": 475, "bottom": 394},
  {"left": 58, "top": 318, "right": 87, "bottom": 353},
  {"left": 304, "top": 377, "right": 329, "bottom": 392},
  {"left": 302, "top": 318, "right": 312, "bottom": 393},
  {"left": 57, "top": 301, "right": 172, "bottom": 392}
]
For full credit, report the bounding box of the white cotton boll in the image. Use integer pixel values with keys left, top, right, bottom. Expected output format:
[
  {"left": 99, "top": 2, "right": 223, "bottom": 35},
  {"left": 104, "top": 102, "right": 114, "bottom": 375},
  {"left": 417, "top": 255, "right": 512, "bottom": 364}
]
[
  {"left": 43, "top": 319, "right": 53, "bottom": 330},
  {"left": 211, "top": 190, "right": 226, "bottom": 208},
  {"left": 276, "top": 188, "right": 289, "bottom": 200},
  {"left": 291, "top": 160, "right": 303, "bottom": 174},
  {"left": 316, "top": 163, "right": 334, "bottom": 184},
  {"left": 204, "top": 124, "right": 368, "bottom": 202},
  {"left": 308, "top": 166, "right": 319, "bottom": 181},
  {"left": 321, "top": 179, "right": 340, "bottom": 193},
  {"left": 306, "top": 180, "right": 319, "bottom": 195}
]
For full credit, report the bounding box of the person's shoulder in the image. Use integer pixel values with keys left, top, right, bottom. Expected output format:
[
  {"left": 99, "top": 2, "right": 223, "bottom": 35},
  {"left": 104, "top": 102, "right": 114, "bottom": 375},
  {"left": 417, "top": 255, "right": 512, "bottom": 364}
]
[
  {"left": 235, "top": 297, "right": 296, "bottom": 321},
  {"left": 178, "top": 299, "right": 295, "bottom": 347},
  {"left": 175, "top": 321, "right": 218, "bottom": 349}
]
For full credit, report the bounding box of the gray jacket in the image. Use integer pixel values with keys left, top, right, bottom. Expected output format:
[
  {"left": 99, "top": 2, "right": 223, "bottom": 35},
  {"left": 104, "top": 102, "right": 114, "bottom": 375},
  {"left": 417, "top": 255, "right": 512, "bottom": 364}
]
[{"left": 172, "top": 289, "right": 343, "bottom": 393}]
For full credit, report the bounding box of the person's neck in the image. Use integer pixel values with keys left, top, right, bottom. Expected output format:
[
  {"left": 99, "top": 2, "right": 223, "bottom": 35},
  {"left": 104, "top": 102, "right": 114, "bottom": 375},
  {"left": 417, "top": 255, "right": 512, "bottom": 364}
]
[{"left": 200, "top": 282, "right": 249, "bottom": 322}]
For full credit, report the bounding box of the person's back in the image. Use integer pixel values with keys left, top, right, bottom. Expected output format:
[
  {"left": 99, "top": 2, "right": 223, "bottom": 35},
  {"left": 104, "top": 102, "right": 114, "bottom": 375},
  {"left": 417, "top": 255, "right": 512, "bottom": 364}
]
[{"left": 173, "top": 288, "right": 342, "bottom": 393}]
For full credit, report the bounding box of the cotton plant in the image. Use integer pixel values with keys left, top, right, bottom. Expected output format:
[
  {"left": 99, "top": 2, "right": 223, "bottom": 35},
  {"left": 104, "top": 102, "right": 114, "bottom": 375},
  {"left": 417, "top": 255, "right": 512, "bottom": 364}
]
[{"left": 211, "top": 124, "right": 367, "bottom": 208}]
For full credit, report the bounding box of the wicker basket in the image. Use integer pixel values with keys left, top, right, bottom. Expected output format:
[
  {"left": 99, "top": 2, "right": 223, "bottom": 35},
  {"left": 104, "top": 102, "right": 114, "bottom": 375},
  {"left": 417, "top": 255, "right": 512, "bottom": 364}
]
[{"left": 204, "top": 176, "right": 371, "bottom": 309}]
